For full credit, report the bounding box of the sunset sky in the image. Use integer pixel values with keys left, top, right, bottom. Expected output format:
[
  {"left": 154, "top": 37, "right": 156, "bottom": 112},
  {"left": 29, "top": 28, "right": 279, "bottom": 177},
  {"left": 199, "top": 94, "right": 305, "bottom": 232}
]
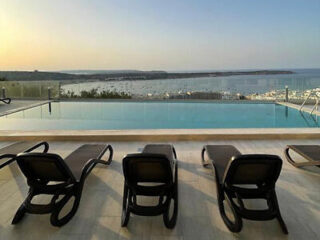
[{"left": 0, "top": 0, "right": 319, "bottom": 71}]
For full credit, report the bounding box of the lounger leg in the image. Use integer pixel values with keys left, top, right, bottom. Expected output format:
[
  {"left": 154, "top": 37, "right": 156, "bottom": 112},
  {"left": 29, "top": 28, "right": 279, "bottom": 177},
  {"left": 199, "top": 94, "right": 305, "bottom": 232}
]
[
  {"left": 12, "top": 204, "right": 27, "bottom": 224},
  {"left": 216, "top": 184, "right": 242, "bottom": 232},
  {"left": 284, "top": 147, "right": 298, "bottom": 168},
  {"left": 163, "top": 164, "right": 178, "bottom": 229},
  {"left": 121, "top": 183, "right": 130, "bottom": 227},
  {"left": 276, "top": 213, "right": 288, "bottom": 235},
  {"left": 50, "top": 186, "right": 82, "bottom": 227},
  {"left": 97, "top": 145, "right": 113, "bottom": 165},
  {"left": 271, "top": 190, "right": 288, "bottom": 234},
  {"left": 201, "top": 147, "right": 211, "bottom": 168},
  {"left": 284, "top": 147, "right": 320, "bottom": 168},
  {"left": 12, "top": 189, "right": 35, "bottom": 225},
  {"left": 105, "top": 145, "right": 113, "bottom": 165}
]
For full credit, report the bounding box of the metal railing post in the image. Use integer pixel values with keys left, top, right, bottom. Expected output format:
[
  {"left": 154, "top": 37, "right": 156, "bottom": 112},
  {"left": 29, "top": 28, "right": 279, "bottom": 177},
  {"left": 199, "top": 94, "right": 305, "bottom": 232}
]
[
  {"left": 1, "top": 87, "right": 5, "bottom": 98},
  {"left": 48, "top": 87, "right": 51, "bottom": 100},
  {"left": 21, "top": 84, "right": 24, "bottom": 98},
  {"left": 285, "top": 86, "right": 289, "bottom": 102},
  {"left": 39, "top": 84, "right": 42, "bottom": 98}
]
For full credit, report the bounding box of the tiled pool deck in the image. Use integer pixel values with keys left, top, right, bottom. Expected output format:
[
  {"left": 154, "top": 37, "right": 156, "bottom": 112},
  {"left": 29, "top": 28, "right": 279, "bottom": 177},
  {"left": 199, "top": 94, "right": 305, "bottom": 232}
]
[
  {"left": 0, "top": 140, "right": 319, "bottom": 240},
  {"left": 0, "top": 100, "right": 49, "bottom": 117}
]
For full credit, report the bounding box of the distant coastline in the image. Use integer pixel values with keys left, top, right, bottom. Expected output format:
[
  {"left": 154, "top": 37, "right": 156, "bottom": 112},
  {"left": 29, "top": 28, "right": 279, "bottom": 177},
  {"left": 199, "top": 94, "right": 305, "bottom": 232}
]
[{"left": 0, "top": 70, "right": 294, "bottom": 81}]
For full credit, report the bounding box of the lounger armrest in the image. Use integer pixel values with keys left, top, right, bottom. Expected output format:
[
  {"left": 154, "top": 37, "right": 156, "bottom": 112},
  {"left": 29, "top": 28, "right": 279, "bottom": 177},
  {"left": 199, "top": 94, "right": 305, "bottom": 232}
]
[
  {"left": 0, "top": 142, "right": 49, "bottom": 169},
  {"left": 102, "top": 144, "right": 113, "bottom": 164},
  {"left": 94, "top": 144, "right": 113, "bottom": 165},
  {"left": 25, "top": 142, "right": 49, "bottom": 153},
  {"left": 80, "top": 145, "right": 113, "bottom": 182},
  {"left": 79, "top": 158, "right": 98, "bottom": 183},
  {"left": 0, "top": 154, "right": 17, "bottom": 169}
]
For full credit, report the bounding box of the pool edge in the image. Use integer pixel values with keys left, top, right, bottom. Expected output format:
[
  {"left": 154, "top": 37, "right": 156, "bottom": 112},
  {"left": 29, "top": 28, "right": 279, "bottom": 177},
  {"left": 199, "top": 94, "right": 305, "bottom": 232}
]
[{"left": 1, "top": 128, "right": 320, "bottom": 141}]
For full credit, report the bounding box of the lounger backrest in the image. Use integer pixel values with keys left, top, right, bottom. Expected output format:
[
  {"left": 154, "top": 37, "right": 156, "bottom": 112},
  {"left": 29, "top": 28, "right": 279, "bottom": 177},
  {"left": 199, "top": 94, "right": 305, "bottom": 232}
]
[
  {"left": 122, "top": 153, "right": 173, "bottom": 185},
  {"left": 16, "top": 153, "right": 76, "bottom": 182},
  {"left": 223, "top": 154, "right": 282, "bottom": 186}
]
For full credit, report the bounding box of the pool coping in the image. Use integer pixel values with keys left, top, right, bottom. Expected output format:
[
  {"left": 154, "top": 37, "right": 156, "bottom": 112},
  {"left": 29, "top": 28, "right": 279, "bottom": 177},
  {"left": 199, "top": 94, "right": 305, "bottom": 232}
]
[{"left": 1, "top": 128, "right": 320, "bottom": 141}]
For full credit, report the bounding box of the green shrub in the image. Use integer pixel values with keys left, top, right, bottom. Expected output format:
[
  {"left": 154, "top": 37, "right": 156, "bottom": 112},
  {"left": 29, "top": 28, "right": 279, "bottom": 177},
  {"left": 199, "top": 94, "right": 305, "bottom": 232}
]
[
  {"left": 80, "top": 88, "right": 98, "bottom": 98},
  {"left": 60, "top": 88, "right": 131, "bottom": 99},
  {"left": 99, "top": 90, "right": 131, "bottom": 99}
]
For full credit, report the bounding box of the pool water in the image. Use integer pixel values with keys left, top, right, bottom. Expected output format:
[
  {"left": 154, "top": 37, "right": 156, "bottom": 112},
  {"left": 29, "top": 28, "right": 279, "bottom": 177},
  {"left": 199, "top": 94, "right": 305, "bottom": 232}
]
[{"left": 0, "top": 101, "right": 318, "bottom": 130}]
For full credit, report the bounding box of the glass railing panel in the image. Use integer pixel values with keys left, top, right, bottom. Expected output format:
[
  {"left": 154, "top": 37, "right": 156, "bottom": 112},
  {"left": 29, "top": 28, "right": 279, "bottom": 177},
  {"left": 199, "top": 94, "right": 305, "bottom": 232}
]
[
  {"left": 0, "top": 81, "right": 60, "bottom": 99},
  {"left": 1, "top": 69, "right": 319, "bottom": 102}
]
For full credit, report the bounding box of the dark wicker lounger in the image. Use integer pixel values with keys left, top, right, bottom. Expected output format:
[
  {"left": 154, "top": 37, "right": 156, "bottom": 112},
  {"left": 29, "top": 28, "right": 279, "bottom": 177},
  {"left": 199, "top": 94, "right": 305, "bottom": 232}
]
[
  {"left": 12, "top": 143, "right": 113, "bottom": 227},
  {"left": 0, "top": 98, "right": 11, "bottom": 104},
  {"left": 121, "top": 144, "right": 178, "bottom": 229},
  {"left": 202, "top": 145, "right": 288, "bottom": 234},
  {"left": 0, "top": 141, "right": 49, "bottom": 169},
  {"left": 285, "top": 145, "right": 320, "bottom": 168}
]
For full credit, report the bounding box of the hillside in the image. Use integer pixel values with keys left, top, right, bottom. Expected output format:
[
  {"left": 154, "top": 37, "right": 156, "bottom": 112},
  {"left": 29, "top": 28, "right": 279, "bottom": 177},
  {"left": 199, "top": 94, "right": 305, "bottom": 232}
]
[{"left": 0, "top": 70, "right": 294, "bottom": 81}]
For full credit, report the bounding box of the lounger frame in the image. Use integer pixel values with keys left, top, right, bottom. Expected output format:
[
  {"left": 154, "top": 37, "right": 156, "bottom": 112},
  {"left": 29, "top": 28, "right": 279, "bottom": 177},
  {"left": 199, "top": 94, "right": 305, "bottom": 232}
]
[
  {"left": 0, "top": 97, "right": 11, "bottom": 104},
  {"left": 284, "top": 145, "right": 320, "bottom": 168},
  {"left": 202, "top": 147, "right": 288, "bottom": 234},
  {"left": 121, "top": 150, "right": 178, "bottom": 229},
  {"left": 0, "top": 142, "right": 49, "bottom": 169},
  {"left": 12, "top": 144, "right": 113, "bottom": 227}
]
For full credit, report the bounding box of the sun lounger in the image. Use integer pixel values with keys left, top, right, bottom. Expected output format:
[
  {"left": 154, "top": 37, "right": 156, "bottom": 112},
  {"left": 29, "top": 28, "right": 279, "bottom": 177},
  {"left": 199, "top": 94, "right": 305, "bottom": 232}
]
[
  {"left": 202, "top": 145, "right": 288, "bottom": 234},
  {"left": 121, "top": 144, "right": 178, "bottom": 228},
  {"left": 284, "top": 145, "right": 320, "bottom": 168},
  {"left": 12, "top": 143, "right": 113, "bottom": 226},
  {"left": 0, "top": 98, "right": 11, "bottom": 104},
  {"left": 0, "top": 141, "right": 49, "bottom": 169}
]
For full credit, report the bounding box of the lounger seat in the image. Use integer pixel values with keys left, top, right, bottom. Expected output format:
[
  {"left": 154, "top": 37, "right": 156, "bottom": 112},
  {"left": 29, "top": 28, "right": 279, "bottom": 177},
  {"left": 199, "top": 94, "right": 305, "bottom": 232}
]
[
  {"left": 64, "top": 144, "right": 111, "bottom": 181},
  {"left": 202, "top": 145, "right": 241, "bottom": 182},
  {"left": 202, "top": 145, "right": 288, "bottom": 234},
  {"left": 0, "top": 97, "right": 11, "bottom": 104},
  {"left": 12, "top": 143, "right": 113, "bottom": 226},
  {"left": 285, "top": 145, "right": 320, "bottom": 168},
  {"left": 121, "top": 144, "right": 178, "bottom": 229},
  {"left": 0, "top": 141, "right": 49, "bottom": 169}
]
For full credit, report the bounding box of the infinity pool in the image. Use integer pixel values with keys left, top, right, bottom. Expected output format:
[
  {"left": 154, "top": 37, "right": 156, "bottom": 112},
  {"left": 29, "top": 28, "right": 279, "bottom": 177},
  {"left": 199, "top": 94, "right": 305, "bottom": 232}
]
[{"left": 0, "top": 101, "right": 318, "bottom": 130}]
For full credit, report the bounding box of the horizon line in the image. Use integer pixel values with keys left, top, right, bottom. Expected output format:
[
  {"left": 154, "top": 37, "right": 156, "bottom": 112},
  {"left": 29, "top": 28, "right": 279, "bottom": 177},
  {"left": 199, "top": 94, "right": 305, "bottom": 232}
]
[{"left": 1, "top": 67, "right": 320, "bottom": 73}]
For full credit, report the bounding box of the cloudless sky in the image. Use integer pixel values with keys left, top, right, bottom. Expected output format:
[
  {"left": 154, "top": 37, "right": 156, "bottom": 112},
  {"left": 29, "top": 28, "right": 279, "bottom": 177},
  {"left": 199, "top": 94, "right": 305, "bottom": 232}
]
[{"left": 0, "top": 0, "right": 319, "bottom": 71}]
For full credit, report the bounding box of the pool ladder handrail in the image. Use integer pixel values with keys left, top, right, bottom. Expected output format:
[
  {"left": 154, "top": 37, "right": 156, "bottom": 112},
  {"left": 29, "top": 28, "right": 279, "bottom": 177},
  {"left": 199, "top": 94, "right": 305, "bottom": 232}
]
[
  {"left": 299, "top": 90, "right": 319, "bottom": 115},
  {"left": 310, "top": 98, "right": 319, "bottom": 115}
]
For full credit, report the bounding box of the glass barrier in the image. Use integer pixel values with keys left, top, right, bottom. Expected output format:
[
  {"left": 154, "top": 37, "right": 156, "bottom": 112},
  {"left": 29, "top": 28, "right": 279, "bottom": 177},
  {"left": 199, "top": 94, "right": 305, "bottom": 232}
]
[
  {"left": 1, "top": 69, "right": 319, "bottom": 102},
  {"left": 59, "top": 70, "right": 320, "bottom": 102},
  {"left": 0, "top": 81, "right": 60, "bottom": 99}
]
